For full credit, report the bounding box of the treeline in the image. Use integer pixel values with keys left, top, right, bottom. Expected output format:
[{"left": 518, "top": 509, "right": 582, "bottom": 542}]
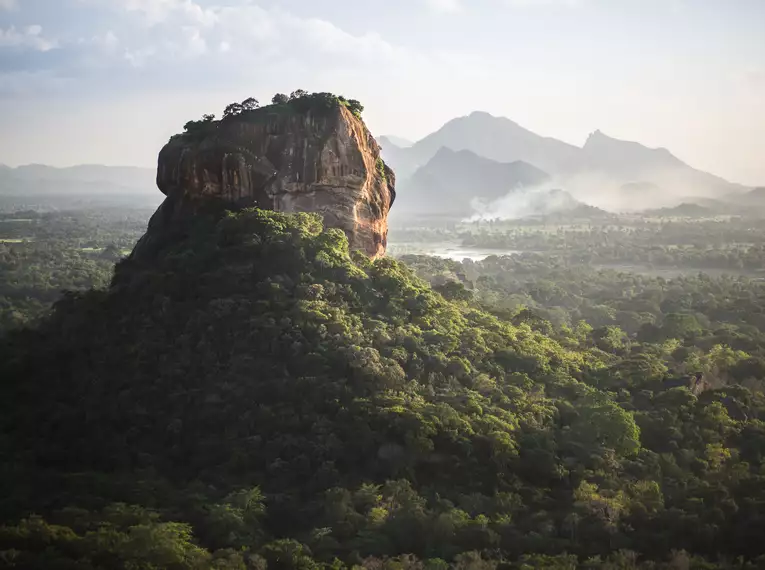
[
  {"left": 0, "top": 207, "right": 150, "bottom": 330},
  {"left": 456, "top": 220, "right": 765, "bottom": 273},
  {"left": 180, "top": 90, "right": 365, "bottom": 140}
]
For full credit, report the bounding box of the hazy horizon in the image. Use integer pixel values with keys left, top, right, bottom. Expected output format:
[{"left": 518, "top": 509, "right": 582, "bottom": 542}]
[{"left": 1, "top": 0, "right": 764, "bottom": 185}]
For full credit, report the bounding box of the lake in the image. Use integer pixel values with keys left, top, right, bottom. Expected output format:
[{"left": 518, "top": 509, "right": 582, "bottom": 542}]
[{"left": 389, "top": 242, "right": 522, "bottom": 262}]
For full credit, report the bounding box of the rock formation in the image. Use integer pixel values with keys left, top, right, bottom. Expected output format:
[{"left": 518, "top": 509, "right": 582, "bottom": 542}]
[{"left": 132, "top": 99, "right": 395, "bottom": 259}]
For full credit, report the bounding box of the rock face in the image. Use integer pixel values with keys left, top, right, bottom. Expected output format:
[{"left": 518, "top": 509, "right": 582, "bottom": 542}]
[{"left": 133, "top": 103, "right": 395, "bottom": 259}]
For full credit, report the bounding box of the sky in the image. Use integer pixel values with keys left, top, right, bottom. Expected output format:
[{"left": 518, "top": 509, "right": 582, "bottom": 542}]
[{"left": 0, "top": 0, "right": 763, "bottom": 185}]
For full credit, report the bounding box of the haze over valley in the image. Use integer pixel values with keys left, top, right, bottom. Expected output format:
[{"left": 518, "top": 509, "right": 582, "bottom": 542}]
[{"left": 380, "top": 111, "right": 753, "bottom": 221}]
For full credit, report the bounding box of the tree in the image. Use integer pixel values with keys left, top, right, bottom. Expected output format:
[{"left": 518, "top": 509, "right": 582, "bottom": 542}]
[
  {"left": 289, "top": 89, "right": 308, "bottom": 101},
  {"left": 662, "top": 313, "right": 703, "bottom": 340},
  {"left": 572, "top": 394, "right": 641, "bottom": 457},
  {"left": 347, "top": 99, "right": 364, "bottom": 116},
  {"left": 433, "top": 281, "right": 473, "bottom": 303},
  {"left": 272, "top": 93, "right": 290, "bottom": 105},
  {"left": 223, "top": 102, "right": 243, "bottom": 119},
  {"left": 183, "top": 114, "right": 217, "bottom": 133},
  {"left": 592, "top": 325, "right": 628, "bottom": 353},
  {"left": 259, "top": 539, "right": 319, "bottom": 570},
  {"left": 241, "top": 97, "right": 260, "bottom": 111}
]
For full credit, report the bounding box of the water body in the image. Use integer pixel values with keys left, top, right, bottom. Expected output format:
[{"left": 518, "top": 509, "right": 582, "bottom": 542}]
[
  {"left": 430, "top": 248, "right": 523, "bottom": 262},
  {"left": 389, "top": 242, "right": 522, "bottom": 262}
]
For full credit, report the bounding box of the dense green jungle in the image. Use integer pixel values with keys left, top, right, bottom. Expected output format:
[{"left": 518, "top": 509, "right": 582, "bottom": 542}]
[{"left": 4, "top": 191, "right": 765, "bottom": 569}]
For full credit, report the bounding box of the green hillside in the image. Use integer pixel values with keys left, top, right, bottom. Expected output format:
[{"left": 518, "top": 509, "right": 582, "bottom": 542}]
[{"left": 1, "top": 208, "right": 765, "bottom": 569}]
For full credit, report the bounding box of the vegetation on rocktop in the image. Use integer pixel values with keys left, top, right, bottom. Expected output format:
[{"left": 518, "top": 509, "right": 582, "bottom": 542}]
[
  {"left": 176, "top": 90, "right": 365, "bottom": 142},
  {"left": 4, "top": 206, "right": 765, "bottom": 567}
]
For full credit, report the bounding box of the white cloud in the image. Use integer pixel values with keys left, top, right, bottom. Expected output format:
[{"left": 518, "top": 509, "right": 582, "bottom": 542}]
[
  {"left": 177, "top": 26, "right": 207, "bottom": 57},
  {"left": 0, "top": 25, "right": 58, "bottom": 51},
  {"left": 124, "top": 45, "right": 156, "bottom": 67},
  {"left": 5, "top": 0, "right": 448, "bottom": 106},
  {"left": 121, "top": 0, "right": 218, "bottom": 26},
  {"left": 0, "top": 0, "right": 17, "bottom": 11},
  {"left": 86, "top": 0, "right": 423, "bottom": 70},
  {"left": 424, "top": 0, "right": 461, "bottom": 13},
  {"left": 504, "top": 0, "right": 580, "bottom": 6},
  {"left": 78, "top": 30, "right": 119, "bottom": 51},
  {"left": 426, "top": 0, "right": 580, "bottom": 13}
]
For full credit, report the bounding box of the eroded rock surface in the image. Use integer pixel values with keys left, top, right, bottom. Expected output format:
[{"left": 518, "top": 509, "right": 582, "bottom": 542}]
[{"left": 133, "top": 103, "right": 395, "bottom": 259}]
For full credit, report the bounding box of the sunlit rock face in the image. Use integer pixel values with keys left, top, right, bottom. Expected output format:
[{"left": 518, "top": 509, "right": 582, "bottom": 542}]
[{"left": 133, "top": 103, "right": 395, "bottom": 260}]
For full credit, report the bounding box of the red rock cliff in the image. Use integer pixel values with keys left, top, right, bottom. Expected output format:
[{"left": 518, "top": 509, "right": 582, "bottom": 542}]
[{"left": 137, "top": 102, "right": 395, "bottom": 259}]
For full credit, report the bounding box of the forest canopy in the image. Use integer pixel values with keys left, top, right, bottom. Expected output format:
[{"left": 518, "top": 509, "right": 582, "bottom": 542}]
[{"left": 3, "top": 206, "right": 765, "bottom": 568}]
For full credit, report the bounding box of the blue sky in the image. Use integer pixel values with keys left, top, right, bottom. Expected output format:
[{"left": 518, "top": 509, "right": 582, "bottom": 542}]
[{"left": 0, "top": 0, "right": 763, "bottom": 184}]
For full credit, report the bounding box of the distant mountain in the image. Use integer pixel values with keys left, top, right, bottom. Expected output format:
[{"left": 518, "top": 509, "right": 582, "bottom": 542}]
[
  {"left": 382, "top": 112, "right": 747, "bottom": 211},
  {"left": 396, "top": 147, "right": 550, "bottom": 216},
  {"left": 0, "top": 164, "right": 157, "bottom": 195},
  {"left": 583, "top": 132, "right": 684, "bottom": 177},
  {"left": 642, "top": 202, "right": 715, "bottom": 217},
  {"left": 379, "top": 135, "right": 413, "bottom": 148},
  {"left": 376, "top": 138, "right": 420, "bottom": 182},
  {"left": 385, "top": 111, "right": 581, "bottom": 179},
  {"left": 712, "top": 187, "right": 765, "bottom": 216},
  {"left": 726, "top": 187, "right": 765, "bottom": 207},
  {"left": 582, "top": 131, "right": 744, "bottom": 199}
]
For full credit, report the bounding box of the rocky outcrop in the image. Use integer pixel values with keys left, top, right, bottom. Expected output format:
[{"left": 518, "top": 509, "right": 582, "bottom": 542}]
[{"left": 133, "top": 102, "right": 395, "bottom": 259}]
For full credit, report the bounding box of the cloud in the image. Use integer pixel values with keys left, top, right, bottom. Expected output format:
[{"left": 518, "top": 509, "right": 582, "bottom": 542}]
[
  {"left": 0, "top": 25, "right": 58, "bottom": 51},
  {"left": 425, "top": 0, "right": 579, "bottom": 13},
  {"left": 123, "top": 45, "right": 156, "bottom": 67},
  {"left": 98, "top": 1, "right": 422, "bottom": 70},
  {"left": 503, "top": 0, "right": 580, "bottom": 6},
  {"left": 0, "top": 0, "right": 444, "bottom": 101},
  {"left": 0, "top": 0, "right": 17, "bottom": 11},
  {"left": 424, "top": 0, "right": 461, "bottom": 13},
  {"left": 118, "top": 0, "right": 217, "bottom": 26},
  {"left": 92, "top": 30, "right": 119, "bottom": 51}
]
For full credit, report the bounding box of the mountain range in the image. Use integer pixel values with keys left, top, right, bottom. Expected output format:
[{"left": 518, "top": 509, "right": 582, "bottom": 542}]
[
  {"left": 1, "top": 112, "right": 753, "bottom": 217},
  {"left": 0, "top": 163, "right": 156, "bottom": 196},
  {"left": 403, "top": 147, "right": 550, "bottom": 216},
  {"left": 379, "top": 135, "right": 413, "bottom": 148},
  {"left": 381, "top": 111, "right": 749, "bottom": 216}
]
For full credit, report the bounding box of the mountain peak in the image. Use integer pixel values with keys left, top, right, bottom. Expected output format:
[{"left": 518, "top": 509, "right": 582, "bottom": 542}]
[
  {"left": 431, "top": 146, "right": 458, "bottom": 159},
  {"left": 584, "top": 129, "right": 617, "bottom": 146},
  {"left": 465, "top": 110, "right": 522, "bottom": 127},
  {"left": 468, "top": 110, "right": 495, "bottom": 119},
  {"left": 381, "top": 113, "right": 743, "bottom": 206},
  {"left": 379, "top": 135, "right": 413, "bottom": 149},
  {"left": 585, "top": 130, "right": 674, "bottom": 157},
  {"left": 583, "top": 130, "right": 684, "bottom": 170},
  {"left": 402, "top": 111, "right": 579, "bottom": 176}
]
